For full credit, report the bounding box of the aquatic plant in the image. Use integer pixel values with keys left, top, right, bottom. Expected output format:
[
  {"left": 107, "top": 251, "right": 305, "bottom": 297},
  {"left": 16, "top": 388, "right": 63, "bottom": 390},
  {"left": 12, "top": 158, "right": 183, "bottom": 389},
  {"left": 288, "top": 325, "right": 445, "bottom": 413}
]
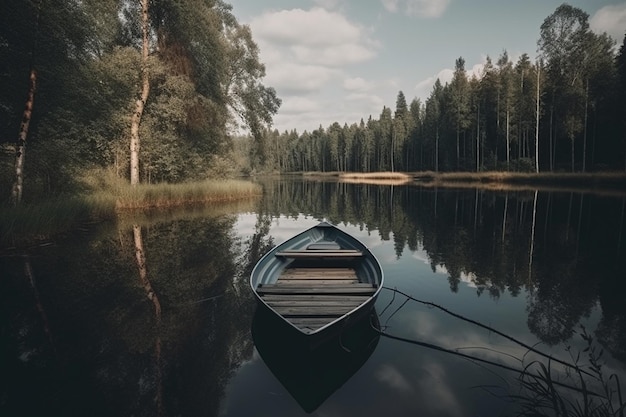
[{"left": 513, "top": 327, "right": 625, "bottom": 417}]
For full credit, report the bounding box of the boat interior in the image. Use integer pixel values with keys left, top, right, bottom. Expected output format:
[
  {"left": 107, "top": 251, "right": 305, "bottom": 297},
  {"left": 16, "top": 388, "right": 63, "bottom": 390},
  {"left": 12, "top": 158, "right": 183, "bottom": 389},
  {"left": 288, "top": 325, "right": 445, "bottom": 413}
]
[{"left": 256, "top": 241, "right": 378, "bottom": 334}]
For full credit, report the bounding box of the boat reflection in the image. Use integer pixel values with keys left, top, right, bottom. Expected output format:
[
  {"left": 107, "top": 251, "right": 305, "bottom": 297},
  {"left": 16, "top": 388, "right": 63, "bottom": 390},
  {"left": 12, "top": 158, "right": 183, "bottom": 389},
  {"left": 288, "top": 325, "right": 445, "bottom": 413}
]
[{"left": 251, "top": 306, "right": 380, "bottom": 413}]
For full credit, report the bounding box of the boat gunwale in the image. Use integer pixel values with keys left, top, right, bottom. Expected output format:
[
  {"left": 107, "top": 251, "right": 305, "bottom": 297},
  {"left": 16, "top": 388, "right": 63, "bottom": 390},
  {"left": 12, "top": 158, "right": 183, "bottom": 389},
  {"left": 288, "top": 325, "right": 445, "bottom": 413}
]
[{"left": 250, "top": 221, "right": 384, "bottom": 337}]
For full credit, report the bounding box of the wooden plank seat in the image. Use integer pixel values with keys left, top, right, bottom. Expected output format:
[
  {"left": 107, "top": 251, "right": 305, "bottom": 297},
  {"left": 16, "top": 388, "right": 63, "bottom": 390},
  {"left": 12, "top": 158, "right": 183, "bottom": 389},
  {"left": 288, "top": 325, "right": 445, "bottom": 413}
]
[
  {"left": 307, "top": 242, "right": 341, "bottom": 250},
  {"left": 275, "top": 249, "right": 363, "bottom": 258},
  {"left": 256, "top": 284, "right": 376, "bottom": 295},
  {"left": 257, "top": 266, "right": 376, "bottom": 333}
]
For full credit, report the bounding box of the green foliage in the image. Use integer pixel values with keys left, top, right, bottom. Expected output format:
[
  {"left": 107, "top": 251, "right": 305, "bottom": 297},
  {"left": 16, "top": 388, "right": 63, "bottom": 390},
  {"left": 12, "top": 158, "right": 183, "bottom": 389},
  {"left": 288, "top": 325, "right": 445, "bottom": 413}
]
[
  {"left": 1, "top": 0, "right": 623, "bottom": 200},
  {"left": 238, "top": 4, "right": 623, "bottom": 176},
  {"left": 205, "top": 154, "right": 239, "bottom": 179},
  {"left": 1, "top": 0, "right": 281, "bottom": 201}
]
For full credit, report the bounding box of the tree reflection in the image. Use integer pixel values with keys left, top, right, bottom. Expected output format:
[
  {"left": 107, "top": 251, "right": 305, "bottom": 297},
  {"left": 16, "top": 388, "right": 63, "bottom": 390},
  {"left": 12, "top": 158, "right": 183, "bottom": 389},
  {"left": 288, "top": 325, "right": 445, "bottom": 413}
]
[
  {"left": 132, "top": 224, "right": 163, "bottom": 416},
  {"left": 258, "top": 179, "right": 626, "bottom": 350},
  {"left": 1, "top": 205, "right": 263, "bottom": 417}
]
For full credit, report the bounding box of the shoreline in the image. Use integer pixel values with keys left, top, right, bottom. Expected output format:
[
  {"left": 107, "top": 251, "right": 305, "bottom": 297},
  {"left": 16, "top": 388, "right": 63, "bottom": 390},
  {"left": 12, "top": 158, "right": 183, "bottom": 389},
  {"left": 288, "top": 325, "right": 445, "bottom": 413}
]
[{"left": 295, "top": 170, "right": 626, "bottom": 191}]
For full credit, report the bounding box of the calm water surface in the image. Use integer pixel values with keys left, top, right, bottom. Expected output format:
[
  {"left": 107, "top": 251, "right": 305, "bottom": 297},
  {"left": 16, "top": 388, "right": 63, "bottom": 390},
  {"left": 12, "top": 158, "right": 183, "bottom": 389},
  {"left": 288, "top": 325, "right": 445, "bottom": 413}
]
[{"left": 2, "top": 180, "right": 626, "bottom": 417}]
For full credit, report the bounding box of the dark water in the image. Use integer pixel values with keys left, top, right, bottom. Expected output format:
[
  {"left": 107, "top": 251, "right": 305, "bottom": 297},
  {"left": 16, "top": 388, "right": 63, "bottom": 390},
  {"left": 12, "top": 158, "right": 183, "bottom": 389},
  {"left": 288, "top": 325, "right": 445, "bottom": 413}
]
[{"left": 2, "top": 180, "right": 626, "bottom": 417}]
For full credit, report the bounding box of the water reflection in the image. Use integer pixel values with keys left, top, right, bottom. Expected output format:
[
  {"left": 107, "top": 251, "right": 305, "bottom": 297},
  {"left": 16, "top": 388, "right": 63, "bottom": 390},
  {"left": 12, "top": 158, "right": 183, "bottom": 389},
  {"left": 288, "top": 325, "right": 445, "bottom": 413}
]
[
  {"left": 251, "top": 307, "right": 380, "bottom": 413},
  {"left": 1, "top": 203, "right": 261, "bottom": 417},
  {"left": 259, "top": 180, "right": 626, "bottom": 349},
  {"left": 2, "top": 182, "right": 626, "bottom": 416},
  {"left": 131, "top": 224, "right": 163, "bottom": 416}
]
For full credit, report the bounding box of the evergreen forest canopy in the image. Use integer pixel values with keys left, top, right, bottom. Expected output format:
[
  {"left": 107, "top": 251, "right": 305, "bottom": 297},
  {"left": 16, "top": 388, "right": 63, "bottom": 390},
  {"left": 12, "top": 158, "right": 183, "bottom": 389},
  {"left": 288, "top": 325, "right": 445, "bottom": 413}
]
[
  {"left": 0, "top": 0, "right": 280, "bottom": 203},
  {"left": 247, "top": 4, "right": 626, "bottom": 176},
  {"left": 1, "top": 2, "right": 626, "bottom": 205}
]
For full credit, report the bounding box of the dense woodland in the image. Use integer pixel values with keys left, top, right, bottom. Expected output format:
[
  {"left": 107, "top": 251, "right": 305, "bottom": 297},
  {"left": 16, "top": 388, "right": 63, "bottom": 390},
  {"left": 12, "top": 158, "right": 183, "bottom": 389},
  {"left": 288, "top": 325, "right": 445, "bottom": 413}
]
[
  {"left": 1, "top": 0, "right": 280, "bottom": 203},
  {"left": 248, "top": 5, "right": 626, "bottom": 175},
  {"left": 1, "top": 2, "right": 626, "bottom": 204}
]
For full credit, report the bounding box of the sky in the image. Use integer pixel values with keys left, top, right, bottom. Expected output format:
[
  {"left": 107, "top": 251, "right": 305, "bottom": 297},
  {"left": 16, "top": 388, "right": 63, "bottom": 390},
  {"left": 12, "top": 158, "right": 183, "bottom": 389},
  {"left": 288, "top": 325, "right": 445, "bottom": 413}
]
[{"left": 226, "top": 0, "right": 626, "bottom": 134}]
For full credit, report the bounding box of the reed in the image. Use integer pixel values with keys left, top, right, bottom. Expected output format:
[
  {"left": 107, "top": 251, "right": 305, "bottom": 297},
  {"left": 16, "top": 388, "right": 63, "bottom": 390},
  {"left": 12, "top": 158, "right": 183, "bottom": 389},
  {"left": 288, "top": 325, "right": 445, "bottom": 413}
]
[
  {"left": 1, "top": 171, "right": 262, "bottom": 246},
  {"left": 512, "top": 328, "right": 625, "bottom": 417},
  {"left": 114, "top": 179, "right": 262, "bottom": 209}
]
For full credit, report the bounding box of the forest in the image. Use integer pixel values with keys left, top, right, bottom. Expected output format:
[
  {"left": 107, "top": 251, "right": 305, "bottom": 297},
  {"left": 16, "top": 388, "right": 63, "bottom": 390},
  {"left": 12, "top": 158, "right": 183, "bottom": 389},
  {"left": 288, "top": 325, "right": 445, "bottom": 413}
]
[
  {"left": 248, "top": 5, "right": 626, "bottom": 176},
  {"left": 1, "top": 1, "right": 626, "bottom": 205},
  {"left": 0, "top": 0, "right": 280, "bottom": 204}
]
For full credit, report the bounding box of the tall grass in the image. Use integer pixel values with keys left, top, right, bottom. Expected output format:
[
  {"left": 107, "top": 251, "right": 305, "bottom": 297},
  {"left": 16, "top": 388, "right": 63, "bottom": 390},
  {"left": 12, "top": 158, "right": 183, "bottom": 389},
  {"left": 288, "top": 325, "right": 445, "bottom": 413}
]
[
  {"left": 1, "top": 170, "right": 262, "bottom": 247},
  {"left": 513, "top": 327, "right": 625, "bottom": 417},
  {"left": 113, "top": 179, "right": 261, "bottom": 209}
]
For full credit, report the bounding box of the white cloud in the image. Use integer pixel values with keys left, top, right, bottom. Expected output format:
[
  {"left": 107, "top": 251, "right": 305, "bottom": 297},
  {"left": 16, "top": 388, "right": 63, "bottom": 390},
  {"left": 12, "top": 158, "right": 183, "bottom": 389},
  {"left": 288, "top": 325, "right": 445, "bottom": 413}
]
[
  {"left": 414, "top": 56, "right": 489, "bottom": 101},
  {"left": 590, "top": 4, "right": 626, "bottom": 42},
  {"left": 381, "top": 0, "right": 400, "bottom": 13},
  {"left": 381, "top": 0, "right": 450, "bottom": 18},
  {"left": 247, "top": 7, "right": 382, "bottom": 132},
  {"left": 376, "top": 364, "right": 414, "bottom": 392},
  {"left": 343, "top": 76, "right": 375, "bottom": 92},
  {"left": 249, "top": 8, "right": 378, "bottom": 91},
  {"left": 345, "top": 92, "right": 385, "bottom": 108},
  {"left": 250, "top": 8, "right": 375, "bottom": 55},
  {"left": 279, "top": 97, "right": 322, "bottom": 114},
  {"left": 263, "top": 62, "right": 340, "bottom": 94},
  {"left": 291, "top": 43, "right": 375, "bottom": 65},
  {"left": 468, "top": 62, "right": 485, "bottom": 80},
  {"left": 414, "top": 68, "right": 453, "bottom": 98}
]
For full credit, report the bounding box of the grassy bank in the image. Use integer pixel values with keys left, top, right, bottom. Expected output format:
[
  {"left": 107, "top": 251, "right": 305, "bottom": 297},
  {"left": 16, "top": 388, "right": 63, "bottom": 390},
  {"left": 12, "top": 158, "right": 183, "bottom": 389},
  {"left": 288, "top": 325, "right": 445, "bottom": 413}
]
[
  {"left": 1, "top": 177, "right": 262, "bottom": 247},
  {"left": 112, "top": 179, "right": 262, "bottom": 209}
]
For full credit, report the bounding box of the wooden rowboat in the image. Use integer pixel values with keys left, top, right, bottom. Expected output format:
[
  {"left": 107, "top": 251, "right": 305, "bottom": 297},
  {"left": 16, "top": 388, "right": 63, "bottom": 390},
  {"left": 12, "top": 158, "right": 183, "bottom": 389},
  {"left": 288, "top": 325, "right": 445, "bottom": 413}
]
[{"left": 250, "top": 221, "right": 383, "bottom": 338}]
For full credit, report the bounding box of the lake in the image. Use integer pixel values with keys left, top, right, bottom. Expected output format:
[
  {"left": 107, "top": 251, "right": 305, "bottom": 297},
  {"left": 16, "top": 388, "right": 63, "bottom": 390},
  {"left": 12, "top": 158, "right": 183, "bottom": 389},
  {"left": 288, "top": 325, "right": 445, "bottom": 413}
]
[{"left": 2, "top": 179, "right": 626, "bottom": 417}]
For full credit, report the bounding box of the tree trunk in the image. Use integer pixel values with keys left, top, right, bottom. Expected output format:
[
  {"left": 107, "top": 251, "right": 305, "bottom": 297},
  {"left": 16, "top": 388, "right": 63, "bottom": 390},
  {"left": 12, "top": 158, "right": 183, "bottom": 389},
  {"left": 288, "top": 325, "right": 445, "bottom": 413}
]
[
  {"left": 582, "top": 78, "right": 588, "bottom": 173},
  {"left": 571, "top": 134, "right": 575, "bottom": 173},
  {"left": 456, "top": 113, "right": 460, "bottom": 170},
  {"left": 476, "top": 105, "right": 480, "bottom": 172},
  {"left": 130, "top": 0, "right": 151, "bottom": 186},
  {"left": 549, "top": 103, "right": 554, "bottom": 171},
  {"left": 11, "top": 69, "right": 37, "bottom": 205},
  {"left": 435, "top": 125, "right": 439, "bottom": 172},
  {"left": 535, "top": 63, "right": 540, "bottom": 173},
  {"left": 391, "top": 129, "right": 395, "bottom": 172},
  {"left": 506, "top": 108, "right": 510, "bottom": 171}
]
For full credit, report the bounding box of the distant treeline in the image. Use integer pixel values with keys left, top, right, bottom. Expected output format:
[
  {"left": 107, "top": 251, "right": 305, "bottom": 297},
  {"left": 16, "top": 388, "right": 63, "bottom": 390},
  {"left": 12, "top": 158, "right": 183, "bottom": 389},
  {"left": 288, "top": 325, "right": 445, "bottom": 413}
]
[{"left": 245, "top": 4, "right": 626, "bottom": 175}]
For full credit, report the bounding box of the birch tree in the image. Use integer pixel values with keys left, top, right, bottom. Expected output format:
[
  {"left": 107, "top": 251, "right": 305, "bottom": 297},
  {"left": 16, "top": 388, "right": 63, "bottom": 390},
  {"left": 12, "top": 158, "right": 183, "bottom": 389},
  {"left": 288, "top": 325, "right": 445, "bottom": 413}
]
[{"left": 129, "top": 0, "right": 151, "bottom": 186}]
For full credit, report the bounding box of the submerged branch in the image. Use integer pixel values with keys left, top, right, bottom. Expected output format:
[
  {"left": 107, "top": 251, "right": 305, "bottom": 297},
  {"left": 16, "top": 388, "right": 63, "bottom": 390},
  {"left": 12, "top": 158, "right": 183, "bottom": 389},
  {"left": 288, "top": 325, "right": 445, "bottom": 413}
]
[
  {"left": 381, "top": 286, "right": 594, "bottom": 378},
  {"left": 374, "top": 326, "right": 603, "bottom": 398}
]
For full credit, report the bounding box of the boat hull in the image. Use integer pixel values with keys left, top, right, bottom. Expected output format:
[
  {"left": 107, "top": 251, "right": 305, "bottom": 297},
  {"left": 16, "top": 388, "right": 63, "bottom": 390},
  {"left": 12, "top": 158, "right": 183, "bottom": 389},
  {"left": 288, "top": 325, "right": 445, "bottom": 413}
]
[{"left": 250, "top": 222, "right": 383, "bottom": 338}]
